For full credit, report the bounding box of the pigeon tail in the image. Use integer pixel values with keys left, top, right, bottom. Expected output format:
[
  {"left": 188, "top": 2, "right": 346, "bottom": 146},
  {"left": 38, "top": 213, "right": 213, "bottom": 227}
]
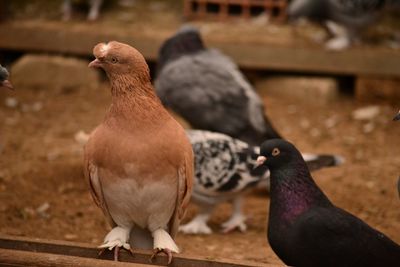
[
  {"left": 237, "top": 118, "right": 283, "bottom": 146},
  {"left": 262, "top": 121, "right": 283, "bottom": 141},
  {"left": 303, "top": 153, "right": 344, "bottom": 172}
]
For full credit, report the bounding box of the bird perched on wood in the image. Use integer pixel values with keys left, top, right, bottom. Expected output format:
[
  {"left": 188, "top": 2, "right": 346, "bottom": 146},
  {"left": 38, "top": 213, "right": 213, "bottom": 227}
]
[
  {"left": 256, "top": 139, "right": 400, "bottom": 267},
  {"left": 181, "top": 130, "right": 343, "bottom": 234},
  {"left": 288, "top": 0, "right": 394, "bottom": 50},
  {"left": 155, "top": 27, "right": 282, "bottom": 146},
  {"left": 84, "top": 41, "right": 193, "bottom": 263},
  {"left": 62, "top": 0, "right": 103, "bottom": 21},
  {"left": 0, "top": 65, "right": 13, "bottom": 90}
]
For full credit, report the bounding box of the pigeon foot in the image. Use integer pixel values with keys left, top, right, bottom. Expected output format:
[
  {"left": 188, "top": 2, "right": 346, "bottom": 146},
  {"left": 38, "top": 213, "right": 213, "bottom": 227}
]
[
  {"left": 98, "top": 226, "right": 131, "bottom": 261},
  {"left": 221, "top": 213, "right": 247, "bottom": 233},
  {"left": 325, "top": 36, "right": 351, "bottom": 50},
  {"left": 150, "top": 248, "right": 173, "bottom": 265},
  {"left": 179, "top": 214, "right": 212, "bottom": 234},
  {"left": 151, "top": 228, "right": 179, "bottom": 264}
]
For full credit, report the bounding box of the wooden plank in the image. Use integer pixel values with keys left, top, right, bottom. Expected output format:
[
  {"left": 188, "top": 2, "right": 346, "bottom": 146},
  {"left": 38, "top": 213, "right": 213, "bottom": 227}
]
[
  {"left": 355, "top": 75, "right": 400, "bottom": 101},
  {"left": 0, "top": 21, "right": 399, "bottom": 77},
  {"left": 0, "top": 248, "right": 151, "bottom": 267},
  {"left": 0, "top": 234, "right": 274, "bottom": 267}
]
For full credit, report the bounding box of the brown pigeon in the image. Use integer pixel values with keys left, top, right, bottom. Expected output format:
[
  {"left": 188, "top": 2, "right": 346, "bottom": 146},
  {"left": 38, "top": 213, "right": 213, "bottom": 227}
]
[{"left": 84, "top": 41, "right": 193, "bottom": 263}]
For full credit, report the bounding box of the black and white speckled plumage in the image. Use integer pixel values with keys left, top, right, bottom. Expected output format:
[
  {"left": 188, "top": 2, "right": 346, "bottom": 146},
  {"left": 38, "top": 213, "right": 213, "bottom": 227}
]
[
  {"left": 188, "top": 130, "right": 268, "bottom": 205},
  {"left": 288, "top": 0, "right": 392, "bottom": 49},
  {"left": 156, "top": 27, "right": 282, "bottom": 146},
  {"left": 182, "top": 130, "right": 344, "bottom": 234}
]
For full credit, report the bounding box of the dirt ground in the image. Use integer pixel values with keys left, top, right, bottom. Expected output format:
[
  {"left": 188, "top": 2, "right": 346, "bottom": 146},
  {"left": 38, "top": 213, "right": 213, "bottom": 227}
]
[
  {"left": 0, "top": 1, "right": 399, "bottom": 266},
  {"left": 0, "top": 77, "right": 400, "bottom": 266}
]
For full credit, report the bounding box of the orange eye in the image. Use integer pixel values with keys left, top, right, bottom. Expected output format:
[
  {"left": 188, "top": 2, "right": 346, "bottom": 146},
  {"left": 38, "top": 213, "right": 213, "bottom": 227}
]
[{"left": 272, "top": 148, "right": 280, "bottom": 156}]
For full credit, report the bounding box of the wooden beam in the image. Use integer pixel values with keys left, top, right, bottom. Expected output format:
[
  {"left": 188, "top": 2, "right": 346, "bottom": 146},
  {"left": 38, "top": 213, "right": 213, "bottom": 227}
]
[
  {"left": 0, "top": 21, "right": 400, "bottom": 77},
  {"left": 0, "top": 234, "right": 275, "bottom": 267},
  {"left": 0, "top": 248, "right": 151, "bottom": 267}
]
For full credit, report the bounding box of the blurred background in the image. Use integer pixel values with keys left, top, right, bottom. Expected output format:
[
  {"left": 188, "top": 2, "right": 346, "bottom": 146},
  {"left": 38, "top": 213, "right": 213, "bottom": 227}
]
[{"left": 0, "top": 1, "right": 399, "bottom": 265}]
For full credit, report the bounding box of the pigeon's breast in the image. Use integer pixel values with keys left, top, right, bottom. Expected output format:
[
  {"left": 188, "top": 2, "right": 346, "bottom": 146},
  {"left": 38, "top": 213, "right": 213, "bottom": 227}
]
[{"left": 101, "top": 171, "right": 178, "bottom": 230}]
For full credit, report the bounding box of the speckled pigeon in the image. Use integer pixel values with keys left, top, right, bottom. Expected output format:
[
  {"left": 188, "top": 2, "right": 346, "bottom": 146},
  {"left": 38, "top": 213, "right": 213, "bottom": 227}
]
[{"left": 181, "top": 130, "right": 343, "bottom": 234}]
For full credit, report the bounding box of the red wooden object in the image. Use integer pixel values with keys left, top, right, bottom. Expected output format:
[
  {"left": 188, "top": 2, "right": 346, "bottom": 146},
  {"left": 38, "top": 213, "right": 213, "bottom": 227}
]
[{"left": 183, "top": 0, "right": 288, "bottom": 23}]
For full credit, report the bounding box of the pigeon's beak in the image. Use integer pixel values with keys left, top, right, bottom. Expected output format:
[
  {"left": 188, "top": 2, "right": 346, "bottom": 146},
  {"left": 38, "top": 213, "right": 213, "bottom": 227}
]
[
  {"left": 255, "top": 156, "right": 267, "bottom": 168},
  {"left": 88, "top": 58, "right": 103, "bottom": 68},
  {"left": 1, "top": 80, "right": 13, "bottom": 90},
  {"left": 393, "top": 111, "right": 400, "bottom": 121}
]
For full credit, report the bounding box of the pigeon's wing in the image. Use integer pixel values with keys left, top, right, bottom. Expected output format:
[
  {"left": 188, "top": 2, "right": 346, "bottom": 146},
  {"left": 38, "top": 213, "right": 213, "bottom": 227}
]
[
  {"left": 169, "top": 149, "right": 194, "bottom": 238},
  {"left": 83, "top": 151, "right": 116, "bottom": 228},
  {"left": 155, "top": 50, "right": 268, "bottom": 140},
  {"left": 293, "top": 207, "right": 400, "bottom": 264},
  {"left": 302, "top": 153, "right": 344, "bottom": 171},
  {"left": 187, "top": 130, "right": 268, "bottom": 202}
]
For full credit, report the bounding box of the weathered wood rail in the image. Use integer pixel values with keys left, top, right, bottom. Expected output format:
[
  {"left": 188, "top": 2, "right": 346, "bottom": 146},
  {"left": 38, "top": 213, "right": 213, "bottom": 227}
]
[
  {"left": 0, "top": 234, "right": 277, "bottom": 267},
  {"left": 0, "top": 21, "right": 400, "bottom": 78}
]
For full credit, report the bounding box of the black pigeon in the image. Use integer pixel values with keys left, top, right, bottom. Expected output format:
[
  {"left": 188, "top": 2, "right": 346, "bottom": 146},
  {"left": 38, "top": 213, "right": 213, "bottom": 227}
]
[
  {"left": 288, "top": 0, "right": 391, "bottom": 50},
  {"left": 181, "top": 130, "right": 343, "bottom": 234},
  {"left": 0, "top": 64, "right": 13, "bottom": 90},
  {"left": 257, "top": 139, "right": 400, "bottom": 267},
  {"left": 155, "top": 27, "right": 282, "bottom": 146}
]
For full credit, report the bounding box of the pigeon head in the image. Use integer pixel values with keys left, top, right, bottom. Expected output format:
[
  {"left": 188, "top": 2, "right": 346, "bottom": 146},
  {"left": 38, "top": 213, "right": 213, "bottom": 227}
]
[
  {"left": 89, "top": 41, "right": 150, "bottom": 82},
  {"left": 0, "top": 65, "right": 13, "bottom": 90},
  {"left": 256, "top": 139, "right": 304, "bottom": 171},
  {"left": 157, "top": 26, "right": 205, "bottom": 74}
]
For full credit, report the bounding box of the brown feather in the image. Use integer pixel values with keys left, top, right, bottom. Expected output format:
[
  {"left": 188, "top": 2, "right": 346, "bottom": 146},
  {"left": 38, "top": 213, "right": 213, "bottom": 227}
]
[{"left": 84, "top": 41, "right": 193, "bottom": 251}]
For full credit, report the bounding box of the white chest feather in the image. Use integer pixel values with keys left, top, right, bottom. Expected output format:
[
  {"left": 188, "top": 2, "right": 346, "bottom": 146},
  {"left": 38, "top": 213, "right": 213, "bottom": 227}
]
[{"left": 101, "top": 173, "right": 177, "bottom": 231}]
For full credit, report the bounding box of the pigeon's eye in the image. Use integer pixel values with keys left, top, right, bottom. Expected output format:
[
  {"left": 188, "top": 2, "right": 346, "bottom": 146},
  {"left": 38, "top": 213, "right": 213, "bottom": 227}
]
[
  {"left": 111, "top": 57, "right": 118, "bottom": 64},
  {"left": 272, "top": 148, "right": 280, "bottom": 156}
]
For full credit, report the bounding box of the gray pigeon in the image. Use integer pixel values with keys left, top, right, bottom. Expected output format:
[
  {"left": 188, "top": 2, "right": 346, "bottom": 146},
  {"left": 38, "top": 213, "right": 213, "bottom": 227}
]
[
  {"left": 257, "top": 139, "right": 400, "bottom": 267},
  {"left": 155, "top": 27, "right": 282, "bottom": 146},
  {"left": 0, "top": 65, "right": 13, "bottom": 90},
  {"left": 62, "top": 0, "right": 103, "bottom": 21},
  {"left": 181, "top": 130, "right": 343, "bottom": 234},
  {"left": 288, "top": 0, "right": 393, "bottom": 50}
]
